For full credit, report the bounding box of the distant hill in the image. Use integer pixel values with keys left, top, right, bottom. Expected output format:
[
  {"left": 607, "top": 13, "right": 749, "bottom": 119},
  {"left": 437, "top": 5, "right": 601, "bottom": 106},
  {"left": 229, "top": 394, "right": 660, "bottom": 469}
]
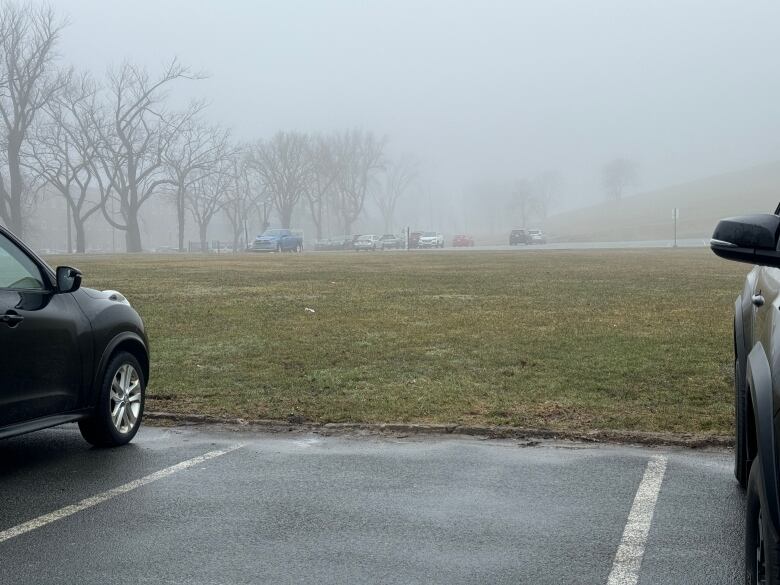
[{"left": 545, "top": 161, "right": 780, "bottom": 242}]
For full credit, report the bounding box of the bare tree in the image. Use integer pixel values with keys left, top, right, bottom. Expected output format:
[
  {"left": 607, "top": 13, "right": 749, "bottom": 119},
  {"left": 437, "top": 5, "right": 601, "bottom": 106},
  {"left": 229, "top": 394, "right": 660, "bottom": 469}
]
[
  {"left": 26, "top": 70, "right": 101, "bottom": 252},
  {"left": 602, "top": 158, "right": 638, "bottom": 202},
  {"left": 187, "top": 150, "right": 232, "bottom": 253},
  {"left": 376, "top": 154, "right": 417, "bottom": 233},
  {"left": 164, "top": 117, "right": 226, "bottom": 251},
  {"left": 250, "top": 131, "right": 311, "bottom": 229},
  {"left": 0, "top": 3, "right": 66, "bottom": 236},
  {"left": 91, "top": 60, "right": 200, "bottom": 252},
  {"left": 532, "top": 170, "right": 561, "bottom": 220},
  {"left": 511, "top": 179, "right": 535, "bottom": 229},
  {"left": 223, "top": 149, "right": 258, "bottom": 252},
  {"left": 332, "top": 129, "right": 385, "bottom": 234},
  {"left": 304, "top": 134, "right": 338, "bottom": 240}
]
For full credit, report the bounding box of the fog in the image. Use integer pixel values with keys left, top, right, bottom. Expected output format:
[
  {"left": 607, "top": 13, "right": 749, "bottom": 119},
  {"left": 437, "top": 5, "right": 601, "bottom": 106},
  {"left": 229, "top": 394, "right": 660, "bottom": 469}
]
[{"left": 6, "top": 0, "right": 780, "bottom": 250}]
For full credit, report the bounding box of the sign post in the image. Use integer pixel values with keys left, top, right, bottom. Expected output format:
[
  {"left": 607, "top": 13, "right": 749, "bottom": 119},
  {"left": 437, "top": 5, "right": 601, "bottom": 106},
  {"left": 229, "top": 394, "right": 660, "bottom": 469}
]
[{"left": 672, "top": 208, "right": 679, "bottom": 248}]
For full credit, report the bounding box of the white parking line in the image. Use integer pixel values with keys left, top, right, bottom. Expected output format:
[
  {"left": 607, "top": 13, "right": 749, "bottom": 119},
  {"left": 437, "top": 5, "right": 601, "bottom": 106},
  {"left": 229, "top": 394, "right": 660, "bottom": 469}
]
[
  {"left": 606, "top": 455, "right": 668, "bottom": 585},
  {"left": 0, "top": 444, "right": 243, "bottom": 544}
]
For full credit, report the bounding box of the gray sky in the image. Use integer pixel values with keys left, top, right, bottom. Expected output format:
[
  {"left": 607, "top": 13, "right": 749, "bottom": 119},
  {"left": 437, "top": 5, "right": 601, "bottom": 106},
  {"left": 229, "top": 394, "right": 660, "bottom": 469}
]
[{"left": 57, "top": 0, "right": 780, "bottom": 210}]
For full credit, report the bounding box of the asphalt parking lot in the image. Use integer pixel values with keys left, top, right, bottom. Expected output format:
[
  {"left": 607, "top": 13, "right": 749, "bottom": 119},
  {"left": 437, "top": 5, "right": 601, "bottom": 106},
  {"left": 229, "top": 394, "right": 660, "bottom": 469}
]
[{"left": 0, "top": 425, "right": 742, "bottom": 585}]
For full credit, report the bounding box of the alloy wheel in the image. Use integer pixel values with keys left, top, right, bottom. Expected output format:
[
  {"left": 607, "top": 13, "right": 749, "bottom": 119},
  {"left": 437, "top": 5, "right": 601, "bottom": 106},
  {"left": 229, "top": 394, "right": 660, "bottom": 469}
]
[{"left": 110, "top": 364, "right": 142, "bottom": 434}]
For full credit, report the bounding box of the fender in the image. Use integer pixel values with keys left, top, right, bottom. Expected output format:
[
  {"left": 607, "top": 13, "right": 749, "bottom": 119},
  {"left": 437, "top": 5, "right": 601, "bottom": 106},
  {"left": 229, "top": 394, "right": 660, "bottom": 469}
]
[
  {"left": 747, "top": 343, "right": 780, "bottom": 536},
  {"left": 90, "top": 331, "right": 149, "bottom": 406},
  {"left": 735, "top": 297, "right": 747, "bottom": 374}
]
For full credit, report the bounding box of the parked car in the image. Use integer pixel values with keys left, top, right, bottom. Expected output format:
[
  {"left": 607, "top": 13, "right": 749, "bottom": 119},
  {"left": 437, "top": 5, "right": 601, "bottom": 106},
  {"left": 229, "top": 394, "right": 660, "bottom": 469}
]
[
  {"left": 528, "top": 229, "right": 547, "bottom": 245},
  {"left": 251, "top": 229, "right": 303, "bottom": 252},
  {"left": 0, "top": 224, "right": 149, "bottom": 446},
  {"left": 452, "top": 234, "right": 475, "bottom": 247},
  {"left": 418, "top": 231, "right": 444, "bottom": 248},
  {"left": 354, "top": 234, "right": 380, "bottom": 251},
  {"left": 710, "top": 208, "right": 780, "bottom": 581},
  {"left": 379, "top": 234, "right": 402, "bottom": 250},
  {"left": 314, "top": 238, "right": 335, "bottom": 251},
  {"left": 509, "top": 229, "right": 529, "bottom": 245}
]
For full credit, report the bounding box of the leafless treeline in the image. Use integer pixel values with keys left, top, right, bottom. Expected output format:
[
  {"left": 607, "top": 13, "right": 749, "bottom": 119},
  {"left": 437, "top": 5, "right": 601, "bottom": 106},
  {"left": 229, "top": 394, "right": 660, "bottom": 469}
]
[{"left": 0, "top": 3, "right": 418, "bottom": 252}]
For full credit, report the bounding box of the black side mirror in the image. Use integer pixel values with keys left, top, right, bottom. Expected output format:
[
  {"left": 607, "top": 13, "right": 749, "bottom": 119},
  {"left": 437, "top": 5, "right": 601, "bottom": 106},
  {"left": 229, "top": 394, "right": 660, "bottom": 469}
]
[
  {"left": 711, "top": 214, "right": 780, "bottom": 267},
  {"left": 56, "top": 266, "right": 82, "bottom": 293}
]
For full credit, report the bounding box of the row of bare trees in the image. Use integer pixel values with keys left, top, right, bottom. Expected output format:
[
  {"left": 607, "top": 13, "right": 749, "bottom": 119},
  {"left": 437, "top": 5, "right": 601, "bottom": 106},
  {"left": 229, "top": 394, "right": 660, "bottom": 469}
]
[
  {"left": 0, "top": 3, "right": 420, "bottom": 253},
  {"left": 250, "top": 130, "right": 416, "bottom": 238}
]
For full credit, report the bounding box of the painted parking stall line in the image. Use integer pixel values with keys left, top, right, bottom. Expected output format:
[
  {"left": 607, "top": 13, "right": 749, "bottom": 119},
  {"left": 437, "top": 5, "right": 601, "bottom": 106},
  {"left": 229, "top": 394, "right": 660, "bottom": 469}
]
[
  {"left": 606, "top": 455, "right": 668, "bottom": 585},
  {"left": 0, "top": 444, "right": 243, "bottom": 544}
]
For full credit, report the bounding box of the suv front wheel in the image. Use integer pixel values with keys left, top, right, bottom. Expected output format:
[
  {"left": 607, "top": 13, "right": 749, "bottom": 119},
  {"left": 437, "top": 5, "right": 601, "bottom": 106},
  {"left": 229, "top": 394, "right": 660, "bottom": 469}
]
[{"left": 79, "top": 351, "right": 146, "bottom": 447}]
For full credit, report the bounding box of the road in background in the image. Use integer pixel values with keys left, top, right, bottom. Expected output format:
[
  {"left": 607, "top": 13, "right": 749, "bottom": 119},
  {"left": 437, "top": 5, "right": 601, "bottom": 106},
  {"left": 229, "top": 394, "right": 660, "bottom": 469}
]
[
  {"left": 0, "top": 426, "right": 742, "bottom": 584},
  {"left": 419, "top": 238, "right": 708, "bottom": 252}
]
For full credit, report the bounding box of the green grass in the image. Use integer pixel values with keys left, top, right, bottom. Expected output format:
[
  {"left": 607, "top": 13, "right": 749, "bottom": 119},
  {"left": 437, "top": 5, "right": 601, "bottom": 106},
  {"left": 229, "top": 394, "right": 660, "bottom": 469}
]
[{"left": 49, "top": 249, "right": 747, "bottom": 435}]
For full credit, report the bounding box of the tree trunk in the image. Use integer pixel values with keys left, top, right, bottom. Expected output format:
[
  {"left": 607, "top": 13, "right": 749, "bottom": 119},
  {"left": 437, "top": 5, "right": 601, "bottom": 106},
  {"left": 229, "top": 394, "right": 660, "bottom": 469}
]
[
  {"left": 280, "top": 206, "right": 293, "bottom": 229},
  {"left": 66, "top": 204, "right": 73, "bottom": 253},
  {"left": 177, "top": 187, "right": 186, "bottom": 252},
  {"left": 125, "top": 213, "right": 142, "bottom": 253},
  {"left": 199, "top": 221, "right": 208, "bottom": 254},
  {"left": 74, "top": 217, "right": 86, "bottom": 254},
  {"left": 7, "top": 137, "right": 24, "bottom": 237},
  {"left": 383, "top": 209, "right": 393, "bottom": 234}
]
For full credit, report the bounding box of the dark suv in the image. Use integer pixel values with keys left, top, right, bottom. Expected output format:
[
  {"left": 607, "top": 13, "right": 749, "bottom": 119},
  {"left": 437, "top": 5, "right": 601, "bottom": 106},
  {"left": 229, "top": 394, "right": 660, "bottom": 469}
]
[
  {"left": 509, "top": 229, "right": 529, "bottom": 245},
  {"left": 0, "top": 225, "right": 149, "bottom": 447},
  {"left": 711, "top": 209, "right": 780, "bottom": 583}
]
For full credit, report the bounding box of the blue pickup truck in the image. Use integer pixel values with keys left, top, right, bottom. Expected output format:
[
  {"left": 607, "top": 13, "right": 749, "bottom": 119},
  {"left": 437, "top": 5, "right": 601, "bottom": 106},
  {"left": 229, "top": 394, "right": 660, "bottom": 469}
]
[{"left": 251, "top": 229, "right": 304, "bottom": 253}]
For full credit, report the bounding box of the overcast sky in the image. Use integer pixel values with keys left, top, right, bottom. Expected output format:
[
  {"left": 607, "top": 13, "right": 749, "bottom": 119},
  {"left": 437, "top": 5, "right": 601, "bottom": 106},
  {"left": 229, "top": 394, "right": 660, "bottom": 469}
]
[{"left": 56, "top": 0, "right": 780, "bottom": 210}]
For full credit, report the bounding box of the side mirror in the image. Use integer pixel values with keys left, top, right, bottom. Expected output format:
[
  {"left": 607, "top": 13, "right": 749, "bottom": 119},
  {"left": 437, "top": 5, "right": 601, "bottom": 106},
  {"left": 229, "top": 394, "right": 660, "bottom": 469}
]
[
  {"left": 56, "top": 266, "right": 82, "bottom": 293},
  {"left": 711, "top": 214, "right": 780, "bottom": 267}
]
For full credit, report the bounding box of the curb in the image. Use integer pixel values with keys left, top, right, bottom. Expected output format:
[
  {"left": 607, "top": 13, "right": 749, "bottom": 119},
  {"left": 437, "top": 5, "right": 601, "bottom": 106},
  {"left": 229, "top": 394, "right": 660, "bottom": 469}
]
[{"left": 144, "top": 411, "right": 733, "bottom": 449}]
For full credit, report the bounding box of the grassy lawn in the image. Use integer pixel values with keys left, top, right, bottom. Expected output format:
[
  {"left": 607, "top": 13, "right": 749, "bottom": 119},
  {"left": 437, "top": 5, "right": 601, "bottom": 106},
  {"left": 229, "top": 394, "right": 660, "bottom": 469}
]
[{"left": 49, "top": 248, "right": 747, "bottom": 435}]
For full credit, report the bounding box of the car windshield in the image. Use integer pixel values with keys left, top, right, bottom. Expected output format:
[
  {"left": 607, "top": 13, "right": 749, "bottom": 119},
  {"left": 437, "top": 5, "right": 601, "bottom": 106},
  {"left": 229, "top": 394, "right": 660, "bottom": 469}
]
[
  {"left": 262, "top": 229, "right": 285, "bottom": 237},
  {"left": 423, "top": 232, "right": 436, "bottom": 237}
]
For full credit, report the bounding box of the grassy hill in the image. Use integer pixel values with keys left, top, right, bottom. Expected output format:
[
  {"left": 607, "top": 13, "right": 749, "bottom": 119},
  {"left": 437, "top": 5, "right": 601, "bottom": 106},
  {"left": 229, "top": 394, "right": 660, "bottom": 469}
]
[{"left": 545, "top": 161, "right": 780, "bottom": 242}]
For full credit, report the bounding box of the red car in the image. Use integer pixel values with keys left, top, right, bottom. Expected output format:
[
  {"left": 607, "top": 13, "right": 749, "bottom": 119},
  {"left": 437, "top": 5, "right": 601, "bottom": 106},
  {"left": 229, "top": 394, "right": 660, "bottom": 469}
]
[{"left": 452, "top": 234, "right": 475, "bottom": 247}]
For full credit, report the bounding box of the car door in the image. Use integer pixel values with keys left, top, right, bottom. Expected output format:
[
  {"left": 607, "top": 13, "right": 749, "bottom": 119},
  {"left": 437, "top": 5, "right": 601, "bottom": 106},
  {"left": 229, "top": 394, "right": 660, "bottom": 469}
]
[{"left": 0, "top": 232, "right": 84, "bottom": 427}]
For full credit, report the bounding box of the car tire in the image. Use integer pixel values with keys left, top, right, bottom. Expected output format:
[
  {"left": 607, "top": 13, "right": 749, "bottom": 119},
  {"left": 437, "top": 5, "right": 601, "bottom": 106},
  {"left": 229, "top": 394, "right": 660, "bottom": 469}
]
[
  {"left": 78, "top": 351, "right": 146, "bottom": 448},
  {"left": 746, "top": 456, "right": 780, "bottom": 584},
  {"left": 736, "top": 355, "right": 750, "bottom": 488}
]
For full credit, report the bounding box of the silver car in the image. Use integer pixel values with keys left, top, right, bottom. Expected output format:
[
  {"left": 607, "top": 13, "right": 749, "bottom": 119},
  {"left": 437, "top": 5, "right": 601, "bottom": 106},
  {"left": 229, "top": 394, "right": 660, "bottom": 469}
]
[{"left": 354, "top": 235, "right": 380, "bottom": 251}]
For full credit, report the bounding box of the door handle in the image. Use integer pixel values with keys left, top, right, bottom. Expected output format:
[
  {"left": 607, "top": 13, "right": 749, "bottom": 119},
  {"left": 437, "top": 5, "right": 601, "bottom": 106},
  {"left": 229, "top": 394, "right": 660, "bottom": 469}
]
[
  {"left": 752, "top": 294, "right": 765, "bottom": 307},
  {"left": 0, "top": 312, "right": 24, "bottom": 327}
]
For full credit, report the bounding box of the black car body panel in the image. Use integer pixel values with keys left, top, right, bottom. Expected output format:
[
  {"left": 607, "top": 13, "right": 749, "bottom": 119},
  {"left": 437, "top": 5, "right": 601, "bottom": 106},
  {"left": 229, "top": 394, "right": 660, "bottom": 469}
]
[
  {"left": 745, "top": 344, "right": 780, "bottom": 534},
  {"left": 0, "top": 225, "right": 149, "bottom": 440},
  {"left": 711, "top": 209, "right": 780, "bottom": 576}
]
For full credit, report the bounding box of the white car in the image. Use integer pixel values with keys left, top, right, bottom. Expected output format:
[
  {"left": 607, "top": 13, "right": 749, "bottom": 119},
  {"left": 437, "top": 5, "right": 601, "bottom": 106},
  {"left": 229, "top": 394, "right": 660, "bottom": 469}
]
[
  {"left": 418, "top": 231, "right": 444, "bottom": 248},
  {"left": 528, "top": 229, "right": 547, "bottom": 244},
  {"left": 354, "top": 234, "right": 380, "bottom": 251}
]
